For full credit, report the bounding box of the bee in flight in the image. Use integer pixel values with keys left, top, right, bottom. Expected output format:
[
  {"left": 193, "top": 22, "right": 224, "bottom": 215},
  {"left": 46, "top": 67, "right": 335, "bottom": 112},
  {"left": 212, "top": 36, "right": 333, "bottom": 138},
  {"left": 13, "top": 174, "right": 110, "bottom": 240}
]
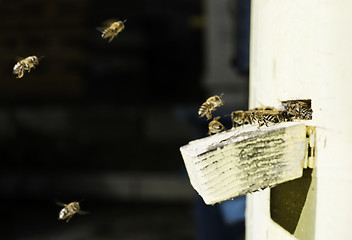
[
  {"left": 198, "top": 95, "right": 223, "bottom": 120},
  {"left": 13, "top": 56, "right": 40, "bottom": 78},
  {"left": 98, "top": 19, "right": 126, "bottom": 42},
  {"left": 57, "top": 201, "right": 88, "bottom": 223},
  {"left": 208, "top": 116, "right": 226, "bottom": 135}
]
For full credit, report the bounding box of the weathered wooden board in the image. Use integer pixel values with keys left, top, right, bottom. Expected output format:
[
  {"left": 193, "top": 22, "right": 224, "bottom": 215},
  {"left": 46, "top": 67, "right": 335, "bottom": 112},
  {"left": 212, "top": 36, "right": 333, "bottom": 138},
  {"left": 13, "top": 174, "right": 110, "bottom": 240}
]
[{"left": 180, "top": 122, "right": 307, "bottom": 205}]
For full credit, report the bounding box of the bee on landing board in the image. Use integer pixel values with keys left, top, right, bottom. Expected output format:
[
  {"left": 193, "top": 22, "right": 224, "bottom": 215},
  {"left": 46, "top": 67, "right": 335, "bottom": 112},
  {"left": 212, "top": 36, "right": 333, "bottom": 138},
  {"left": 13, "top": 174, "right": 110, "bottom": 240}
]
[
  {"left": 57, "top": 201, "right": 88, "bottom": 223},
  {"left": 281, "top": 99, "right": 312, "bottom": 120},
  {"left": 198, "top": 95, "right": 224, "bottom": 120},
  {"left": 98, "top": 19, "right": 126, "bottom": 42},
  {"left": 13, "top": 56, "right": 40, "bottom": 78},
  {"left": 276, "top": 109, "right": 294, "bottom": 122},
  {"left": 230, "top": 110, "right": 253, "bottom": 129},
  {"left": 251, "top": 109, "right": 282, "bottom": 128},
  {"left": 208, "top": 116, "right": 226, "bottom": 135},
  {"left": 231, "top": 108, "right": 290, "bottom": 129}
]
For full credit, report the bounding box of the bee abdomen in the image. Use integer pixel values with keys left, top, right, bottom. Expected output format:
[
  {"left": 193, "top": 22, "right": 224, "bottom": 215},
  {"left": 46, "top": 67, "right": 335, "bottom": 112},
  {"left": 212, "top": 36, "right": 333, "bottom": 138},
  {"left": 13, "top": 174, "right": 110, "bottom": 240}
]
[
  {"left": 102, "top": 28, "right": 112, "bottom": 36},
  {"left": 208, "top": 117, "right": 226, "bottom": 135},
  {"left": 59, "top": 208, "right": 68, "bottom": 219},
  {"left": 263, "top": 114, "right": 280, "bottom": 123},
  {"left": 198, "top": 102, "right": 211, "bottom": 117}
]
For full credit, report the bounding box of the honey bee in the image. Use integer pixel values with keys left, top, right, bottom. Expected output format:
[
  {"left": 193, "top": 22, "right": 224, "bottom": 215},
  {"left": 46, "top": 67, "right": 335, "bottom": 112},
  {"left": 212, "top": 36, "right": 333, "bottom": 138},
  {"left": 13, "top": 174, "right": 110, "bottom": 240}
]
[
  {"left": 208, "top": 116, "right": 226, "bottom": 135},
  {"left": 198, "top": 95, "right": 223, "bottom": 120},
  {"left": 277, "top": 110, "right": 294, "bottom": 122},
  {"left": 13, "top": 56, "right": 39, "bottom": 78},
  {"left": 98, "top": 19, "right": 126, "bottom": 42},
  {"left": 57, "top": 201, "right": 88, "bottom": 223},
  {"left": 251, "top": 109, "right": 282, "bottom": 128},
  {"left": 281, "top": 99, "right": 312, "bottom": 120},
  {"left": 252, "top": 106, "right": 296, "bottom": 123},
  {"left": 231, "top": 107, "right": 291, "bottom": 129},
  {"left": 231, "top": 110, "right": 253, "bottom": 129}
]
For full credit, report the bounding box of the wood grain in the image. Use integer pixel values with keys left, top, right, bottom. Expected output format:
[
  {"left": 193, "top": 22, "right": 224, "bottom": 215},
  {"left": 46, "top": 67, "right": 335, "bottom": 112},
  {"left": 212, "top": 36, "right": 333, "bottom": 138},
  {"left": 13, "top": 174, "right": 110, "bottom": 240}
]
[{"left": 180, "top": 122, "right": 307, "bottom": 205}]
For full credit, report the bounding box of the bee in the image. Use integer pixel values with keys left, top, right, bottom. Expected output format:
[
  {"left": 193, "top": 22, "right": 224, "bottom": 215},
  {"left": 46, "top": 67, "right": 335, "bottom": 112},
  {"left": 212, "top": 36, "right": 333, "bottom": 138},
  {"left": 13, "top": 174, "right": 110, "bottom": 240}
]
[
  {"left": 251, "top": 109, "right": 282, "bottom": 128},
  {"left": 13, "top": 56, "right": 39, "bottom": 78},
  {"left": 232, "top": 108, "right": 290, "bottom": 129},
  {"left": 198, "top": 95, "right": 223, "bottom": 120},
  {"left": 98, "top": 19, "right": 126, "bottom": 42},
  {"left": 281, "top": 99, "right": 312, "bottom": 120},
  {"left": 230, "top": 110, "right": 253, "bottom": 129},
  {"left": 208, "top": 116, "right": 226, "bottom": 135},
  {"left": 57, "top": 201, "right": 88, "bottom": 223},
  {"left": 277, "top": 110, "right": 294, "bottom": 122}
]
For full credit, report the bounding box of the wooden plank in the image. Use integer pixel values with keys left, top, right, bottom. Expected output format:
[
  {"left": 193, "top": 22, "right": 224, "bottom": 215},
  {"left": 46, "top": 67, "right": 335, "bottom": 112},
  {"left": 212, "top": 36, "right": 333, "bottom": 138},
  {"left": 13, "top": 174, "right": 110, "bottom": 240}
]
[{"left": 180, "top": 122, "right": 307, "bottom": 205}]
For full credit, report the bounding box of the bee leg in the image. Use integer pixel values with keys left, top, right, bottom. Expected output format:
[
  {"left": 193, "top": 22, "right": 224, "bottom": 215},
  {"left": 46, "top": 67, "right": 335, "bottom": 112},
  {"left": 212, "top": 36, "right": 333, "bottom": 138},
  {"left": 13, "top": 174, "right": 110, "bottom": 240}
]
[
  {"left": 66, "top": 216, "right": 72, "bottom": 223},
  {"left": 264, "top": 119, "right": 269, "bottom": 127},
  {"left": 232, "top": 121, "right": 236, "bottom": 129},
  {"left": 206, "top": 112, "right": 212, "bottom": 120}
]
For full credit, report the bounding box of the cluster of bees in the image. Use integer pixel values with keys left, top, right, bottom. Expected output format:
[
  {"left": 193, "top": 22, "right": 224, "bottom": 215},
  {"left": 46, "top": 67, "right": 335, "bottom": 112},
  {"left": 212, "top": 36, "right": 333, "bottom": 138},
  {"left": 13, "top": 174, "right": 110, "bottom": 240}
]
[
  {"left": 11, "top": 19, "right": 126, "bottom": 222},
  {"left": 13, "top": 20, "right": 126, "bottom": 79},
  {"left": 198, "top": 95, "right": 312, "bottom": 135}
]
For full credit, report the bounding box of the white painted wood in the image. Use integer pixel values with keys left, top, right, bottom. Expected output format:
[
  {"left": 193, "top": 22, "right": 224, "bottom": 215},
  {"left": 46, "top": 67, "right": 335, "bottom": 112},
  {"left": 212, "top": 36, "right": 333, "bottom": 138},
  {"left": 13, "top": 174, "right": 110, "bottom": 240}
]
[
  {"left": 203, "top": 0, "right": 248, "bottom": 104},
  {"left": 180, "top": 122, "right": 307, "bottom": 205},
  {"left": 247, "top": 1, "right": 352, "bottom": 240}
]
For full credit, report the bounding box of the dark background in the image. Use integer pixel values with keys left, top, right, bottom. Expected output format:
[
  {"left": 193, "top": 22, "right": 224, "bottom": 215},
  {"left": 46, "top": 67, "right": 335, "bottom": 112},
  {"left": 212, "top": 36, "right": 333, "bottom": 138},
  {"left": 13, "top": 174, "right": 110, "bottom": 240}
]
[{"left": 0, "top": 0, "right": 249, "bottom": 239}]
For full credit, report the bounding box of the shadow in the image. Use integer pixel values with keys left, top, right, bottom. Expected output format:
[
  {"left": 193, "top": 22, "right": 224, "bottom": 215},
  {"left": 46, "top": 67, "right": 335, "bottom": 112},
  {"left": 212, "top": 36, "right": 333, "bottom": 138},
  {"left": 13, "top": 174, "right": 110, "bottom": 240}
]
[{"left": 270, "top": 168, "right": 316, "bottom": 238}]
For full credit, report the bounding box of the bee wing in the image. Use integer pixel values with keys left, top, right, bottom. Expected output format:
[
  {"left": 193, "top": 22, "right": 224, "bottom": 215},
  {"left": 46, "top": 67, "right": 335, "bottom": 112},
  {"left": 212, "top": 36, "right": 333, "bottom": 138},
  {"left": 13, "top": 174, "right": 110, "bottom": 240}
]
[
  {"left": 15, "top": 56, "right": 25, "bottom": 62},
  {"left": 77, "top": 210, "right": 90, "bottom": 215},
  {"left": 97, "top": 19, "right": 115, "bottom": 31},
  {"left": 101, "top": 18, "right": 126, "bottom": 27},
  {"left": 97, "top": 18, "right": 120, "bottom": 30},
  {"left": 102, "top": 18, "right": 119, "bottom": 25},
  {"left": 55, "top": 200, "right": 67, "bottom": 207},
  {"left": 96, "top": 26, "right": 106, "bottom": 33}
]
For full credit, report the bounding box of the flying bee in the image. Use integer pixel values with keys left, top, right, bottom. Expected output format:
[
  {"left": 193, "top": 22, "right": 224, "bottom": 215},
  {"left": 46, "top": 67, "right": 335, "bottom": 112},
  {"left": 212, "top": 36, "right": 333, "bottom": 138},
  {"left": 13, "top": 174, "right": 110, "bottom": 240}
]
[
  {"left": 57, "top": 201, "right": 88, "bottom": 223},
  {"left": 281, "top": 99, "right": 312, "bottom": 120},
  {"left": 208, "top": 116, "right": 226, "bottom": 135},
  {"left": 198, "top": 95, "right": 223, "bottom": 120},
  {"left": 13, "top": 56, "right": 40, "bottom": 78},
  {"left": 98, "top": 19, "right": 126, "bottom": 42},
  {"left": 230, "top": 110, "right": 253, "bottom": 129}
]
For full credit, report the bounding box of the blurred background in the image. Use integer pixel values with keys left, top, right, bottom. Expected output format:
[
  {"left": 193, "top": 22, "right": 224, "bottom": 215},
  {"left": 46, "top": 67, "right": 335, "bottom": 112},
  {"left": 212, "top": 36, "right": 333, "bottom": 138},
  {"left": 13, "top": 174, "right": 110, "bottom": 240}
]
[{"left": 0, "top": 0, "right": 250, "bottom": 239}]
